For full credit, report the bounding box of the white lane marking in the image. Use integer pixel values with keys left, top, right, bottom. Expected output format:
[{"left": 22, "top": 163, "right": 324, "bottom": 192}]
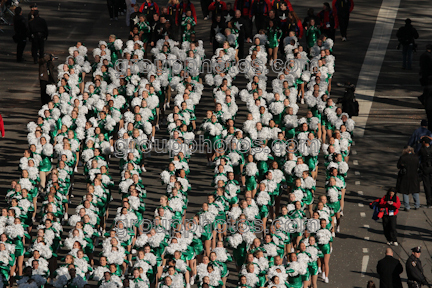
[
  {"left": 360, "top": 212, "right": 366, "bottom": 217},
  {"left": 361, "top": 134, "right": 410, "bottom": 138},
  {"left": 376, "top": 83, "right": 419, "bottom": 87},
  {"left": 364, "top": 237, "right": 370, "bottom": 240},
  {"left": 369, "top": 108, "right": 422, "bottom": 111},
  {"left": 352, "top": 150, "right": 358, "bottom": 155},
  {"left": 358, "top": 203, "right": 364, "bottom": 207},
  {"left": 356, "top": 121, "right": 419, "bottom": 124},
  {"left": 353, "top": 0, "right": 401, "bottom": 137},
  {"left": 363, "top": 248, "right": 369, "bottom": 253},
  {"left": 374, "top": 95, "right": 420, "bottom": 98},
  {"left": 355, "top": 181, "right": 361, "bottom": 185},
  {"left": 361, "top": 255, "right": 370, "bottom": 277},
  {"left": 355, "top": 171, "right": 360, "bottom": 175},
  {"left": 358, "top": 191, "right": 364, "bottom": 195},
  {"left": 353, "top": 160, "right": 359, "bottom": 165},
  {"left": 364, "top": 225, "right": 370, "bottom": 228}
]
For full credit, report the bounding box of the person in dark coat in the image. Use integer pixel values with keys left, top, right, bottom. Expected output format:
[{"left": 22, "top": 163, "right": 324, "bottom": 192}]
[
  {"left": 39, "top": 53, "right": 55, "bottom": 105},
  {"left": 13, "top": 7, "right": 27, "bottom": 62},
  {"left": 406, "top": 247, "right": 430, "bottom": 288},
  {"left": 250, "top": 0, "right": 271, "bottom": 32},
  {"left": 28, "top": 10, "right": 48, "bottom": 64},
  {"left": 396, "top": 18, "right": 419, "bottom": 70},
  {"left": 396, "top": 146, "right": 420, "bottom": 211},
  {"left": 377, "top": 248, "right": 403, "bottom": 288},
  {"left": 418, "top": 136, "right": 432, "bottom": 208},
  {"left": 210, "top": 15, "right": 226, "bottom": 53},
  {"left": 234, "top": 0, "right": 253, "bottom": 40},
  {"left": 332, "top": 0, "right": 353, "bottom": 41},
  {"left": 336, "top": 82, "right": 358, "bottom": 117},
  {"left": 233, "top": 10, "right": 247, "bottom": 59}
]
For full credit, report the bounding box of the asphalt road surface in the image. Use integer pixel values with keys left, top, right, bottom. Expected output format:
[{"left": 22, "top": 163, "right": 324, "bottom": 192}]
[{"left": 0, "top": 0, "right": 432, "bottom": 286}]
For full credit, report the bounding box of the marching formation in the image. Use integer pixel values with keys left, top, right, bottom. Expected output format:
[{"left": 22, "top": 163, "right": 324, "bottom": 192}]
[{"left": 2, "top": 3, "right": 358, "bottom": 287}]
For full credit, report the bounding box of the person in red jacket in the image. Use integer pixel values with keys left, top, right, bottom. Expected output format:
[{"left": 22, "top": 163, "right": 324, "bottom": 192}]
[
  {"left": 379, "top": 187, "right": 401, "bottom": 246},
  {"left": 332, "top": 0, "right": 354, "bottom": 41},
  {"left": 208, "top": 0, "right": 227, "bottom": 23},
  {"left": 176, "top": 0, "right": 197, "bottom": 25},
  {"left": 0, "top": 114, "right": 4, "bottom": 138},
  {"left": 318, "top": 2, "right": 335, "bottom": 40}
]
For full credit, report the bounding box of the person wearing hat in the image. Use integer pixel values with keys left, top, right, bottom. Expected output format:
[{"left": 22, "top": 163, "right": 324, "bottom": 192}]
[
  {"left": 376, "top": 248, "right": 403, "bottom": 288},
  {"left": 408, "top": 120, "right": 432, "bottom": 153},
  {"left": 28, "top": 3, "right": 38, "bottom": 21},
  {"left": 396, "top": 18, "right": 419, "bottom": 70},
  {"left": 406, "top": 246, "right": 431, "bottom": 288}
]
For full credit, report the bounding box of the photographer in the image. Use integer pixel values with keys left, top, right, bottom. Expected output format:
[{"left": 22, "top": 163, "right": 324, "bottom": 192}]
[
  {"left": 39, "top": 53, "right": 55, "bottom": 105},
  {"left": 28, "top": 10, "right": 48, "bottom": 64},
  {"left": 396, "top": 18, "right": 419, "bottom": 70},
  {"left": 336, "top": 82, "right": 358, "bottom": 117}
]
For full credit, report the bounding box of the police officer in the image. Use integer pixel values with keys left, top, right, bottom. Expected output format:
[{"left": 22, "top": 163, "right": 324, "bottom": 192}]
[
  {"left": 28, "top": 10, "right": 48, "bottom": 64},
  {"left": 419, "top": 136, "right": 432, "bottom": 208},
  {"left": 406, "top": 246, "right": 431, "bottom": 288}
]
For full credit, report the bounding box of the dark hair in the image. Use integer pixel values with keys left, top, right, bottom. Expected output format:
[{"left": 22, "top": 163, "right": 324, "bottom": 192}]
[
  {"left": 367, "top": 280, "right": 376, "bottom": 288},
  {"left": 323, "top": 2, "right": 330, "bottom": 10}
]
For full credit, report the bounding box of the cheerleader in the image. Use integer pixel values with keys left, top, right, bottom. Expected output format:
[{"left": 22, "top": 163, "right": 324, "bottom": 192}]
[{"left": 316, "top": 219, "right": 332, "bottom": 283}]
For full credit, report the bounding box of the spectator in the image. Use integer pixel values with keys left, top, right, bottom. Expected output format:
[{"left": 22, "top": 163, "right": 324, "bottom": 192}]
[
  {"left": 407, "top": 120, "right": 432, "bottom": 153},
  {"left": 208, "top": 0, "right": 227, "bottom": 23},
  {"left": 379, "top": 188, "right": 401, "bottom": 246},
  {"left": 418, "top": 136, "right": 432, "bottom": 208},
  {"left": 28, "top": 10, "right": 48, "bottom": 64},
  {"left": 107, "top": 0, "right": 120, "bottom": 20},
  {"left": 376, "top": 248, "right": 403, "bottom": 288},
  {"left": 396, "top": 18, "right": 419, "bottom": 70},
  {"left": 318, "top": 2, "right": 335, "bottom": 40},
  {"left": 13, "top": 6, "right": 27, "bottom": 63},
  {"left": 332, "top": 0, "right": 353, "bottom": 41},
  {"left": 396, "top": 146, "right": 420, "bottom": 211},
  {"left": 0, "top": 114, "right": 4, "bottom": 138},
  {"left": 406, "top": 247, "right": 430, "bottom": 288}
]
